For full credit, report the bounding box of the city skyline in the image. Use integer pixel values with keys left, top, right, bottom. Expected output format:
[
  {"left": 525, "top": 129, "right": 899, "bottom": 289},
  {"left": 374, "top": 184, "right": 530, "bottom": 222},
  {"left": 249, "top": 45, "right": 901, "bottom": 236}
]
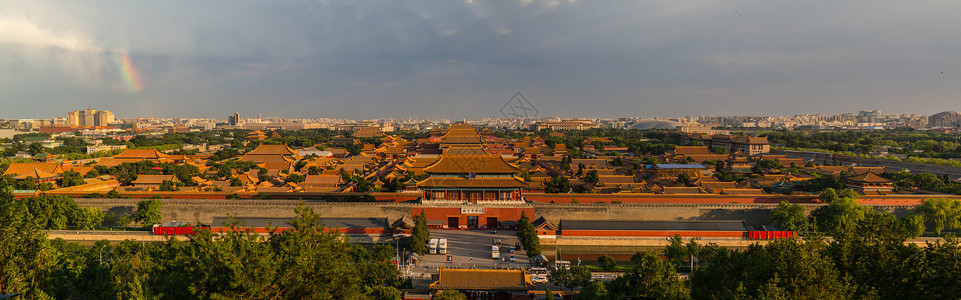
[{"left": 2, "top": 1, "right": 960, "bottom": 120}]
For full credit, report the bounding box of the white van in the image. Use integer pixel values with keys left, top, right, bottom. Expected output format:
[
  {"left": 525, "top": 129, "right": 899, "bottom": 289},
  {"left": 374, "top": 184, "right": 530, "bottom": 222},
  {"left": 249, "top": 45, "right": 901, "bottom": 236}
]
[
  {"left": 428, "top": 239, "right": 439, "bottom": 254},
  {"left": 438, "top": 239, "right": 448, "bottom": 254}
]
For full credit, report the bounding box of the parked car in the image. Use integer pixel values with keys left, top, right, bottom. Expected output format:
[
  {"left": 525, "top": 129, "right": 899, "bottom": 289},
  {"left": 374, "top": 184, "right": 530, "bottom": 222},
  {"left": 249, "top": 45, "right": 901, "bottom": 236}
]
[
  {"left": 509, "top": 256, "right": 516, "bottom": 262},
  {"left": 532, "top": 276, "right": 549, "bottom": 284},
  {"left": 508, "top": 246, "right": 515, "bottom": 253}
]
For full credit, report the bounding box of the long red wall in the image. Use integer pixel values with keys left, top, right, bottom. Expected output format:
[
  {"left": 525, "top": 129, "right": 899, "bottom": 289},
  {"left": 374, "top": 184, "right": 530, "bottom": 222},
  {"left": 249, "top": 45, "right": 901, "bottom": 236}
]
[
  {"left": 209, "top": 227, "right": 389, "bottom": 234},
  {"left": 561, "top": 230, "right": 747, "bottom": 238}
]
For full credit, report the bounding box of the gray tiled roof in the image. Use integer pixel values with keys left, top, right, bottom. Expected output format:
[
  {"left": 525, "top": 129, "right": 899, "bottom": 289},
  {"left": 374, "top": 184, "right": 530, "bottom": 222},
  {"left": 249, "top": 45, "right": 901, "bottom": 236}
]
[{"left": 210, "top": 217, "right": 389, "bottom": 229}]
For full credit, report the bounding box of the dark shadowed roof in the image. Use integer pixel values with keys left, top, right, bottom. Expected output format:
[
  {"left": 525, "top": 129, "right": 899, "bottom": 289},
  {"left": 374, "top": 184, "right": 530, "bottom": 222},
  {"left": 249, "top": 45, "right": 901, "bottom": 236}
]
[
  {"left": 652, "top": 164, "right": 707, "bottom": 169},
  {"left": 430, "top": 268, "right": 534, "bottom": 291},
  {"left": 560, "top": 220, "right": 747, "bottom": 231}
]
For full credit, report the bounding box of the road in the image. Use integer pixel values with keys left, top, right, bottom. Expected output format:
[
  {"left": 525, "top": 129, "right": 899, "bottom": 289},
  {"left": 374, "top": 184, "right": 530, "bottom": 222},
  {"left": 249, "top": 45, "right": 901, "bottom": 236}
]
[{"left": 416, "top": 229, "right": 529, "bottom": 269}]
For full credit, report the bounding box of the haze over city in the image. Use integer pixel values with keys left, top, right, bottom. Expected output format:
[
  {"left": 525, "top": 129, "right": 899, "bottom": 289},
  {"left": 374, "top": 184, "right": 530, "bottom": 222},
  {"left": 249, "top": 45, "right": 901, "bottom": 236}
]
[{"left": 2, "top": 0, "right": 961, "bottom": 119}]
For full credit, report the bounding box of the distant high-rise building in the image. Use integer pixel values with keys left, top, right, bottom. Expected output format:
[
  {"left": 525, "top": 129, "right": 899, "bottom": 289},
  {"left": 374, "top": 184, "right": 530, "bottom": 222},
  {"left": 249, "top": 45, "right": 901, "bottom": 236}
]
[
  {"left": 929, "top": 111, "right": 961, "bottom": 128},
  {"left": 858, "top": 110, "right": 881, "bottom": 123},
  {"left": 67, "top": 109, "right": 114, "bottom": 127},
  {"left": 95, "top": 110, "right": 114, "bottom": 126},
  {"left": 67, "top": 111, "right": 79, "bottom": 126},
  {"left": 228, "top": 112, "right": 241, "bottom": 126}
]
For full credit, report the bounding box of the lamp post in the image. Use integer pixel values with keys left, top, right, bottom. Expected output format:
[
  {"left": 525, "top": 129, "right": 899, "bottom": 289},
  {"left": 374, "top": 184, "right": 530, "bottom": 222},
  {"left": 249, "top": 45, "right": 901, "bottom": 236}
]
[{"left": 98, "top": 245, "right": 107, "bottom": 266}]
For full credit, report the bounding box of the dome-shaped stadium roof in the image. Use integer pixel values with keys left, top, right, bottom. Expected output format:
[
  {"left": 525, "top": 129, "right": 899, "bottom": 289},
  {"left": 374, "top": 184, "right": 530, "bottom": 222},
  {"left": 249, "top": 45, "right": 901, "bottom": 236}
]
[{"left": 629, "top": 120, "right": 682, "bottom": 130}]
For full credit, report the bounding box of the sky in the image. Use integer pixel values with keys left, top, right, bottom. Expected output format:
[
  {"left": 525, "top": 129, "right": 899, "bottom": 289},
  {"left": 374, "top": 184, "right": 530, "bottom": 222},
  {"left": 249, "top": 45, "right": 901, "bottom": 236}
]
[{"left": 1, "top": 1, "right": 960, "bottom": 120}]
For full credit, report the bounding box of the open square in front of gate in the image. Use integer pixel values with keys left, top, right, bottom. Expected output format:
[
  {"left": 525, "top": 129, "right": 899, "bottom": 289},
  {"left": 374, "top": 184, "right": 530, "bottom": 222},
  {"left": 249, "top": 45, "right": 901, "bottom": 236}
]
[{"left": 416, "top": 229, "right": 532, "bottom": 270}]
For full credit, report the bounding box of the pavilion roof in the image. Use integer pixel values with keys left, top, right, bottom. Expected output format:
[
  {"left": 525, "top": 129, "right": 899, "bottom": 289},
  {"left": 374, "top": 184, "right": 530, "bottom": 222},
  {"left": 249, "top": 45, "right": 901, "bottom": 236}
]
[
  {"left": 416, "top": 177, "right": 527, "bottom": 188},
  {"left": 423, "top": 153, "right": 521, "bottom": 174},
  {"left": 441, "top": 124, "right": 483, "bottom": 144},
  {"left": 4, "top": 162, "right": 64, "bottom": 178},
  {"left": 846, "top": 172, "right": 894, "bottom": 183},
  {"left": 245, "top": 144, "right": 298, "bottom": 156},
  {"left": 113, "top": 149, "right": 168, "bottom": 159}
]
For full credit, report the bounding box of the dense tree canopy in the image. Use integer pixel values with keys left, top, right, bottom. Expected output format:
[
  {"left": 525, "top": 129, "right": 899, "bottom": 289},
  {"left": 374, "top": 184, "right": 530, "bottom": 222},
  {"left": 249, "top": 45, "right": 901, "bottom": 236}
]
[{"left": 0, "top": 190, "right": 407, "bottom": 299}]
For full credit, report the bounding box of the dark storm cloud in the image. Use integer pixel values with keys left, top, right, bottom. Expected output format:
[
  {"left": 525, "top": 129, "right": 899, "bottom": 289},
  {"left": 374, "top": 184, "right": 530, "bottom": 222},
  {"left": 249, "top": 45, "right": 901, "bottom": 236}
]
[{"left": 1, "top": 0, "right": 959, "bottom": 119}]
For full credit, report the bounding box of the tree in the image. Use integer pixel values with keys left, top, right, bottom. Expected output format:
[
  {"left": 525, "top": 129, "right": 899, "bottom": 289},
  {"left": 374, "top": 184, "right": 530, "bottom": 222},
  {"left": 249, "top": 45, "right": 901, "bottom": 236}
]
[
  {"left": 676, "top": 173, "right": 692, "bottom": 186},
  {"left": 132, "top": 199, "right": 162, "bottom": 227},
  {"left": 818, "top": 188, "right": 839, "bottom": 203},
  {"left": 255, "top": 167, "right": 270, "bottom": 182},
  {"left": 798, "top": 175, "right": 845, "bottom": 193},
  {"left": 367, "top": 286, "right": 402, "bottom": 300},
  {"left": 285, "top": 173, "right": 306, "bottom": 184},
  {"left": 584, "top": 170, "right": 599, "bottom": 184},
  {"left": 158, "top": 180, "right": 179, "bottom": 192},
  {"left": 810, "top": 190, "right": 873, "bottom": 237},
  {"left": 106, "top": 189, "right": 122, "bottom": 198},
  {"left": 771, "top": 200, "right": 808, "bottom": 232},
  {"left": 434, "top": 289, "right": 466, "bottom": 300},
  {"left": 609, "top": 251, "right": 689, "bottom": 300},
  {"left": 545, "top": 176, "right": 572, "bottom": 193},
  {"left": 516, "top": 212, "right": 541, "bottom": 257},
  {"left": 578, "top": 281, "right": 610, "bottom": 300},
  {"left": 73, "top": 207, "right": 104, "bottom": 230},
  {"left": 411, "top": 210, "right": 429, "bottom": 255},
  {"left": 598, "top": 254, "right": 616, "bottom": 268},
  {"left": 664, "top": 234, "right": 689, "bottom": 267},
  {"left": 898, "top": 214, "right": 926, "bottom": 238},
  {"left": 28, "top": 142, "right": 44, "bottom": 155},
  {"left": 916, "top": 198, "right": 961, "bottom": 235},
  {"left": 0, "top": 187, "right": 56, "bottom": 299},
  {"left": 16, "top": 176, "right": 37, "bottom": 190},
  {"left": 59, "top": 170, "right": 85, "bottom": 187},
  {"left": 916, "top": 172, "right": 947, "bottom": 191},
  {"left": 548, "top": 265, "right": 591, "bottom": 291}
]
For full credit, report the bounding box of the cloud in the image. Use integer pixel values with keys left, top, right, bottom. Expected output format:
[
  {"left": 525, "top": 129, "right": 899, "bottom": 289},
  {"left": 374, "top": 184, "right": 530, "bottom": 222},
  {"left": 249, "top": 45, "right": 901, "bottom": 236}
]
[
  {"left": 2, "top": 0, "right": 961, "bottom": 119},
  {"left": 0, "top": 18, "right": 100, "bottom": 52},
  {"left": 700, "top": 48, "right": 863, "bottom": 69}
]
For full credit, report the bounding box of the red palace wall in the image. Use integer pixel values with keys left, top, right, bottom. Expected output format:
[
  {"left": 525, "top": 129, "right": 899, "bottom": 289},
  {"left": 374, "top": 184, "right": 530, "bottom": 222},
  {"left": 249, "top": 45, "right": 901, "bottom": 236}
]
[
  {"left": 560, "top": 230, "right": 748, "bottom": 238},
  {"left": 208, "top": 227, "right": 389, "bottom": 234},
  {"left": 412, "top": 207, "right": 535, "bottom": 229}
]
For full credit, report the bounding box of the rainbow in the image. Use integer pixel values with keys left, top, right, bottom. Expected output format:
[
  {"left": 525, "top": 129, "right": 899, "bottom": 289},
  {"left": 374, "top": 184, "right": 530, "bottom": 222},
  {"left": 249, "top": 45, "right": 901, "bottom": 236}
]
[{"left": 114, "top": 51, "right": 145, "bottom": 92}]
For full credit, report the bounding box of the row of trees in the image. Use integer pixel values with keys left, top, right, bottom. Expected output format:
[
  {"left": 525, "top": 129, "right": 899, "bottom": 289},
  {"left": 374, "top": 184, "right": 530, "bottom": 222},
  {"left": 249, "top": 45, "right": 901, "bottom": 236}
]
[
  {"left": 574, "top": 190, "right": 961, "bottom": 299},
  {"left": 770, "top": 188, "right": 925, "bottom": 238},
  {"left": 0, "top": 191, "right": 409, "bottom": 299},
  {"left": 555, "top": 251, "right": 689, "bottom": 299},
  {"left": 764, "top": 128, "right": 961, "bottom": 158},
  {"left": 883, "top": 171, "right": 961, "bottom": 195},
  {"left": 0, "top": 179, "right": 163, "bottom": 231},
  {"left": 569, "top": 227, "right": 961, "bottom": 299}
]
